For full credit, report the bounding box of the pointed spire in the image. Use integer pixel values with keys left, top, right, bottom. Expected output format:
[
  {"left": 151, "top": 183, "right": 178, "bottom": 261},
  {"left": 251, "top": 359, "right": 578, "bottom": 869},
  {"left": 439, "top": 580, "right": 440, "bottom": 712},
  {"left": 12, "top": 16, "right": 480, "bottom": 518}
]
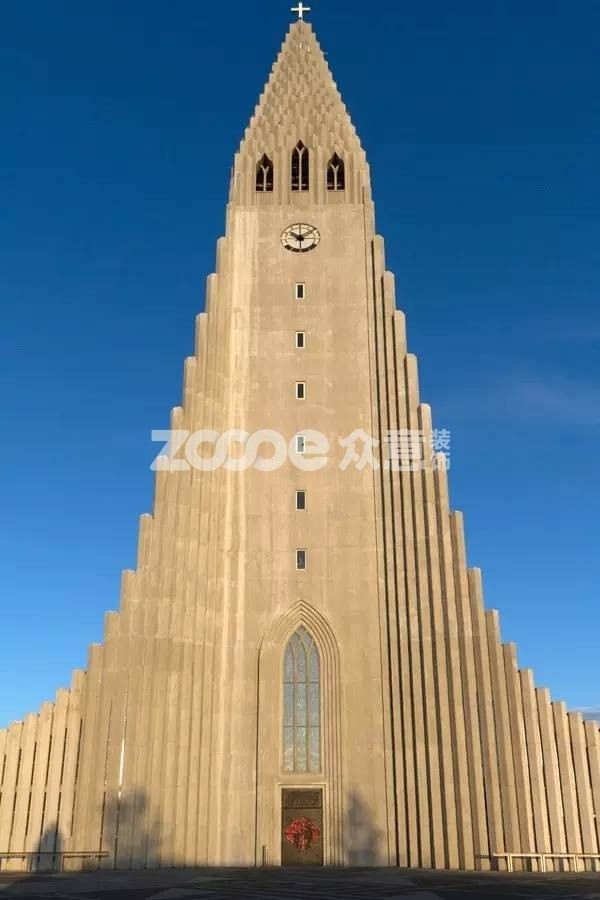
[
  {"left": 241, "top": 21, "right": 363, "bottom": 160},
  {"left": 230, "top": 21, "right": 370, "bottom": 206}
]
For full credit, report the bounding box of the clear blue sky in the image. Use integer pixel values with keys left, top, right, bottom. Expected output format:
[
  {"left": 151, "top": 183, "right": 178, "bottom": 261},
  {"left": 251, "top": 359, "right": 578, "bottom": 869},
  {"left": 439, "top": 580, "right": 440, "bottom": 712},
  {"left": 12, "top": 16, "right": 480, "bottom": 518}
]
[{"left": 1, "top": 0, "right": 599, "bottom": 727}]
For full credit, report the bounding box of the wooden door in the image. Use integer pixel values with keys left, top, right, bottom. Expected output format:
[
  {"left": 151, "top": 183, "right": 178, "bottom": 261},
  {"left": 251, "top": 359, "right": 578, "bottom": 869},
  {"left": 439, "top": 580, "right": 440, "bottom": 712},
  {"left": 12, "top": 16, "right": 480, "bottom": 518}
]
[{"left": 281, "top": 788, "right": 323, "bottom": 865}]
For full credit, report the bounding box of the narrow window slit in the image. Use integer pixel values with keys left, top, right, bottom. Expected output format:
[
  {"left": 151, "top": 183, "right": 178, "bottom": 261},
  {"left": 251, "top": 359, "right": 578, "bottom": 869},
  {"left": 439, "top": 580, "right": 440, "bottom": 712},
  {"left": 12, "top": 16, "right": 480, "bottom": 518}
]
[
  {"left": 327, "top": 153, "right": 345, "bottom": 191},
  {"left": 255, "top": 154, "right": 274, "bottom": 192},
  {"left": 291, "top": 142, "right": 309, "bottom": 191}
]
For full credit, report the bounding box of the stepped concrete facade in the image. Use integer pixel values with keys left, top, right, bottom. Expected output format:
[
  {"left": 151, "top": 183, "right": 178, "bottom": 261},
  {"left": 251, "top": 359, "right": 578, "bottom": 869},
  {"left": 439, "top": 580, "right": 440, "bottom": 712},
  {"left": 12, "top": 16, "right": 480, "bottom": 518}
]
[{"left": 1, "top": 19, "right": 599, "bottom": 873}]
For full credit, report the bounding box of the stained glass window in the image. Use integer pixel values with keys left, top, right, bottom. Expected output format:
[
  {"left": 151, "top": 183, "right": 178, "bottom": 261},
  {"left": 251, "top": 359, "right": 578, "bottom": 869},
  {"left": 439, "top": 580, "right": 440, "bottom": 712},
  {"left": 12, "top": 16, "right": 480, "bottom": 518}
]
[{"left": 283, "top": 627, "right": 320, "bottom": 772}]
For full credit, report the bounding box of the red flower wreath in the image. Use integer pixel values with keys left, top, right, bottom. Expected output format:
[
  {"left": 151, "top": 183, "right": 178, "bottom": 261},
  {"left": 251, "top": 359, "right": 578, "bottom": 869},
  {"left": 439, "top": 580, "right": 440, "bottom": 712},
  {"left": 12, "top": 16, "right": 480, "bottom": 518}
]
[{"left": 285, "top": 816, "right": 321, "bottom": 852}]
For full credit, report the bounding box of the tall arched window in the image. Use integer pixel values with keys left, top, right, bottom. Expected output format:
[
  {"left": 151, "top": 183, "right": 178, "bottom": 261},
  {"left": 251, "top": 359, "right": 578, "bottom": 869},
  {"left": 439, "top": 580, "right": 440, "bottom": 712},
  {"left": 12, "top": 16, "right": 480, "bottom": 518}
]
[
  {"left": 327, "top": 153, "right": 345, "bottom": 191},
  {"left": 291, "top": 141, "right": 309, "bottom": 192},
  {"left": 256, "top": 154, "right": 274, "bottom": 192},
  {"left": 283, "top": 627, "right": 320, "bottom": 772}
]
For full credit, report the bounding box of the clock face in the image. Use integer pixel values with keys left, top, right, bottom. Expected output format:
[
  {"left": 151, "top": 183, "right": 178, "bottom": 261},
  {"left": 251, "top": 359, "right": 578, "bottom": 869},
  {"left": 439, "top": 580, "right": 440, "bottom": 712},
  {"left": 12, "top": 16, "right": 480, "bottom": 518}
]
[{"left": 281, "top": 223, "right": 320, "bottom": 253}]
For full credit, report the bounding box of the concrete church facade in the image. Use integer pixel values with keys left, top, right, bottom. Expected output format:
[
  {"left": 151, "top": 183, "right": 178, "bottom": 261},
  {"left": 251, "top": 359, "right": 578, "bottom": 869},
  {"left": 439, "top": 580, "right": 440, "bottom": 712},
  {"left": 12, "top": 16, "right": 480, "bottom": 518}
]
[{"left": 1, "top": 17, "right": 599, "bottom": 873}]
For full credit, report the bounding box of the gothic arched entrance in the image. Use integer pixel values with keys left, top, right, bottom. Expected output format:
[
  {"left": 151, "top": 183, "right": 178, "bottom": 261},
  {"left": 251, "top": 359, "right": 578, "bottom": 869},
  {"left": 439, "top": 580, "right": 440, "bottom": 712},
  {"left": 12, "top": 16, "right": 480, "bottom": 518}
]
[{"left": 256, "top": 602, "right": 342, "bottom": 866}]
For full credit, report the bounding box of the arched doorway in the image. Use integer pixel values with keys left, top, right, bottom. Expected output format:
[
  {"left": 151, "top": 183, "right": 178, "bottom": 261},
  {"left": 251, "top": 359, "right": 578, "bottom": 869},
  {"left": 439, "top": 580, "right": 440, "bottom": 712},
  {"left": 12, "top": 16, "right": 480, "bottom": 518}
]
[{"left": 256, "top": 602, "right": 343, "bottom": 866}]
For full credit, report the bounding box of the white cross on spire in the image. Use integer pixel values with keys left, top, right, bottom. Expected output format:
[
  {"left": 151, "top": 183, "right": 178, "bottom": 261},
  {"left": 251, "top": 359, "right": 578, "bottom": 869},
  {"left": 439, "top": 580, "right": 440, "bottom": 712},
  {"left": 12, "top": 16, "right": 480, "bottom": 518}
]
[{"left": 291, "top": 2, "right": 311, "bottom": 20}]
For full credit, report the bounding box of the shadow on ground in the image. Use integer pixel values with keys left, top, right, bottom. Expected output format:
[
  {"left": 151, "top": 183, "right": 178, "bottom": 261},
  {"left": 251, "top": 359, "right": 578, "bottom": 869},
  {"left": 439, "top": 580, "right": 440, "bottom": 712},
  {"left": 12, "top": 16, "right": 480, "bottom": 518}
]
[{"left": 2, "top": 866, "right": 600, "bottom": 899}]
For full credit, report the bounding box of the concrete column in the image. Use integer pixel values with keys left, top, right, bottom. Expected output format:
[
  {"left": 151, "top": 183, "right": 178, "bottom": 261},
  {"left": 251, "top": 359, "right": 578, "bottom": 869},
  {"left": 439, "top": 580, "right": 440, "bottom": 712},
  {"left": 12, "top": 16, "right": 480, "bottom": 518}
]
[
  {"left": 70, "top": 643, "right": 104, "bottom": 857},
  {"left": 144, "top": 450, "right": 181, "bottom": 868},
  {"left": 0, "top": 722, "right": 23, "bottom": 855},
  {"left": 61, "top": 670, "right": 85, "bottom": 858},
  {"left": 434, "top": 472, "right": 475, "bottom": 870},
  {"left": 569, "top": 713, "right": 598, "bottom": 853},
  {"left": 406, "top": 355, "right": 446, "bottom": 869},
  {"left": 584, "top": 721, "right": 600, "bottom": 848},
  {"left": 553, "top": 701, "right": 582, "bottom": 853},
  {"left": 450, "top": 514, "right": 489, "bottom": 870},
  {"left": 419, "top": 403, "right": 460, "bottom": 870},
  {"left": 395, "top": 353, "right": 431, "bottom": 868},
  {"left": 388, "top": 308, "right": 414, "bottom": 868},
  {"left": 159, "top": 464, "right": 192, "bottom": 865},
  {"left": 503, "top": 645, "right": 535, "bottom": 853},
  {"left": 8, "top": 714, "right": 36, "bottom": 869},
  {"left": 101, "top": 604, "right": 133, "bottom": 868},
  {"left": 536, "top": 688, "right": 566, "bottom": 855},
  {"left": 519, "top": 670, "right": 551, "bottom": 853},
  {"left": 40, "top": 689, "right": 70, "bottom": 857},
  {"left": 25, "top": 702, "right": 54, "bottom": 856},
  {"left": 182, "top": 315, "right": 212, "bottom": 865},
  {"left": 468, "top": 571, "right": 504, "bottom": 863},
  {"left": 485, "top": 613, "right": 520, "bottom": 858},
  {"left": 377, "top": 263, "right": 406, "bottom": 866}
]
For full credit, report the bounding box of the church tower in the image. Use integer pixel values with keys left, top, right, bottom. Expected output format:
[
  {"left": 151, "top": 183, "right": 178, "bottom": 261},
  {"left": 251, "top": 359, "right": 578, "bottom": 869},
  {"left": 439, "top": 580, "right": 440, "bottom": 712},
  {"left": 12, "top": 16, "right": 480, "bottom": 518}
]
[{"left": 1, "top": 16, "right": 599, "bottom": 873}]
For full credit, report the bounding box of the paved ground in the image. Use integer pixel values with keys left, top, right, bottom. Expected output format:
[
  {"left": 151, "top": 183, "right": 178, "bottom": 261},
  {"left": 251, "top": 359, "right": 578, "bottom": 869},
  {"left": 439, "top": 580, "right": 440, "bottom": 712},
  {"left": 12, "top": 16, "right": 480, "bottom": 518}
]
[{"left": 1, "top": 867, "right": 600, "bottom": 899}]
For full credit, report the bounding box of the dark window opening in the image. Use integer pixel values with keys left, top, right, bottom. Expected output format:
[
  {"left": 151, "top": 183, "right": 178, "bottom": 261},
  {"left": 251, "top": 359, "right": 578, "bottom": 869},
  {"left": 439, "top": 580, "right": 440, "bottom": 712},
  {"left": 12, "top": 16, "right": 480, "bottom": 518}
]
[
  {"left": 296, "top": 490, "right": 307, "bottom": 510},
  {"left": 291, "top": 141, "right": 309, "bottom": 191},
  {"left": 256, "top": 154, "right": 274, "bottom": 192},
  {"left": 296, "top": 549, "right": 307, "bottom": 570},
  {"left": 327, "top": 153, "right": 345, "bottom": 191}
]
